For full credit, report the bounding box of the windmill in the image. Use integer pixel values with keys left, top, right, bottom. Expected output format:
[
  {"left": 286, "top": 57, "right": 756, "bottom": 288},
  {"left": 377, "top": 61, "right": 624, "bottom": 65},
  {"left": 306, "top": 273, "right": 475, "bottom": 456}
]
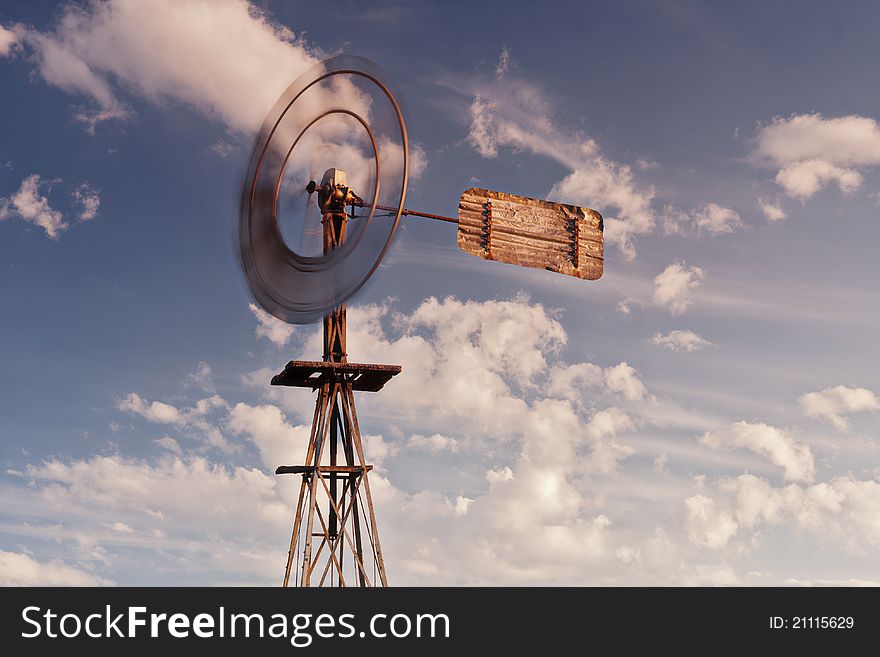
[{"left": 239, "top": 56, "right": 603, "bottom": 587}]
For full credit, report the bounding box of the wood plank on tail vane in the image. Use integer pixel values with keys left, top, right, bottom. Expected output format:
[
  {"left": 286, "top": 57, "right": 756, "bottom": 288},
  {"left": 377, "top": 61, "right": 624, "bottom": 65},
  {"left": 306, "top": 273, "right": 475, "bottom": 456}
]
[{"left": 457, "top": 188, "right": 603, "bottom": 280}]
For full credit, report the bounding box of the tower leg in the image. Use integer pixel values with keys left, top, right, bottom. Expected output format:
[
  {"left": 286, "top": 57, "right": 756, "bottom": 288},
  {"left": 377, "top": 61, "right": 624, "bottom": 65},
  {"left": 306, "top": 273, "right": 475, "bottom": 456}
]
[{"left": 281, "top": 379, "right": 387, "bottom": 587}]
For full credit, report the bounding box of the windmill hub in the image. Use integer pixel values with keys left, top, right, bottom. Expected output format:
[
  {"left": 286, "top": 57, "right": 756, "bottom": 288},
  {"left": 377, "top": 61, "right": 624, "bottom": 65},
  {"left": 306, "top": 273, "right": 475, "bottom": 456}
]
[{"left": 314, "top": 168, "right": 363, "bottom": 215}]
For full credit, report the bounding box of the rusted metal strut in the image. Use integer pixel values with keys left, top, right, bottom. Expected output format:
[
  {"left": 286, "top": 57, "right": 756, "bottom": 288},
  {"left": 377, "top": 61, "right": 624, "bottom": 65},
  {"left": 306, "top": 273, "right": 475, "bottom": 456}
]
[{"left": 354, "top": 200, "right": 458, "bottom": 224}]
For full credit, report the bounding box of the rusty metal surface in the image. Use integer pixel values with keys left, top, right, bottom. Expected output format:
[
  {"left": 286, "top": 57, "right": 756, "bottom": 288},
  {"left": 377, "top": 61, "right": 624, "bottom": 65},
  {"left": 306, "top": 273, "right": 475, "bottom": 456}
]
[
  {"left": 276, "top": 465, "right": 374, "bottom": 475},
  {"left": 272, "top": 360, "right": 401, "bottom": 392},
  {"left": 457, "top": 188, "right": 603, "bottom": 280}
]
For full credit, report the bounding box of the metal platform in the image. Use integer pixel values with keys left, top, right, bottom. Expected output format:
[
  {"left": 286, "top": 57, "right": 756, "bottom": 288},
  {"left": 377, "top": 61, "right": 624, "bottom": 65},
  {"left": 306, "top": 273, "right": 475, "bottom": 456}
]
[
  {"left": 275, "top": 465, "right": 374, "bottom": 476},
  {"left": 271, "top": 360, "right": 402, "bottom": 392}
]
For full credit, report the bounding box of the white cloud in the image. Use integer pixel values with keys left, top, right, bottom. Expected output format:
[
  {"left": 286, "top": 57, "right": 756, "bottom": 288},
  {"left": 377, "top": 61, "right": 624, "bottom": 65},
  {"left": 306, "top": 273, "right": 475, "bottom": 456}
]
[
  {"left": 548, "top": 361, "right": 646, "bottom": 402},
  {"left": 662, "top": 203, "right": 745, "bottom": 236},
  {"left": 153, "top": 436, "right": 182, "bottom": 455},
  {"left": 0, "top": 174, "right": 67, "bottom": 238},
  {"left": 652, "top": 261, "right": 705, "bottom": 315},
  {"left": 604, "top": 363, "right": 647, "bottom": 401},
  {"left": 549, "top": 164, "right": 655, "bottom": 260},
  {"left": 227, "top": 402, "right": 310, "bottom": 471},
  {"left": 775, "top": 160, "right": 861, "bottom": 199},
  {"left": 4, "top": 296, "right": 668, "bottom": 584},
  {"left": 486, "top": 466, "right": 513, "bottom": 485},
  {"left": 684, "top": 494, "right": 738, "bottom": 549},
  {"left": 0, "top": 550, "right": 114, "bottom": 586},
  {"left": 684, "top": 473, "right": 880, "bottom": 551},
  {"left": 585, "top": 407, "right": 636, "bottom": 474},
  {"left": 362, "top": 434, "right": 399, "bottom": 466},
  {"left": 753, "top": 113, "right": 880, "bottom": 199},
  {"left": 758, "top": 198, "right": 787, "bottom": 222},
  {"left": 651, "top": 330, "right": 713, "bottom": 352},
  {"left": 0, "top": 24, "right": 19, "bottom": 57},
  {"left": 117, "top": 392, "right": 234, "bottom": 452},
  {"left": 691, "top": 203, "right": 745, "bottom": 234},
  {"left": 12, "top": 0, "right": 317, "bottom": 132},
  {"left": 4, "top": 295, "right": 880, "bottom": 584},
  {"left": 118, "top": 392, "right": 184, "bottom": 423},
  {"left": 408, "top": 433, "right": 460, "bottom": 453},
  {"left": 799, "top": 385, "right": 880, "bottom": 430},
  {"left": 250, "top": 303, "right": 294, "bottom": 346},
  {"left": 700, "top": 421, "right": 815, "bottom": 482},
  {"left": 9, "top": 0, "right": 425, "bottom": 186},
  {"left": 7, "top": 453, "right": 290, "bottom": 582},
  {"left": 72, "top": 183, "right": 100, "bottom": 221}
]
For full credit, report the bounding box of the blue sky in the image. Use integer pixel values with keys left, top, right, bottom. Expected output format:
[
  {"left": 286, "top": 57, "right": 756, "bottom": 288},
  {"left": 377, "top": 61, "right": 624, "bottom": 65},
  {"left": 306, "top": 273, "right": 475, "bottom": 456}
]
[{"left": 1, "top": 0, "right": 879, "bottom": 585}]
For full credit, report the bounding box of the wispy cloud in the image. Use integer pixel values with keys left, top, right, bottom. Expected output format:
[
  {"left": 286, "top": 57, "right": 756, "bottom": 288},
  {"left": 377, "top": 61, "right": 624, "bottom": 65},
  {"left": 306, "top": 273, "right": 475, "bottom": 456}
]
[{"left": 651, "top": 330, "right": 714, "bottom": 353}]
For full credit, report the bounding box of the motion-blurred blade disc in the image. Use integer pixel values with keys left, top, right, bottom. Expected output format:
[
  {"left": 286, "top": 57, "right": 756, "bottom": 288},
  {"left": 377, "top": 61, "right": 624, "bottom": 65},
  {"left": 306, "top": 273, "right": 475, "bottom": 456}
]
[{"left": 239, "top": 55, "right": 409, "bottom": 325}]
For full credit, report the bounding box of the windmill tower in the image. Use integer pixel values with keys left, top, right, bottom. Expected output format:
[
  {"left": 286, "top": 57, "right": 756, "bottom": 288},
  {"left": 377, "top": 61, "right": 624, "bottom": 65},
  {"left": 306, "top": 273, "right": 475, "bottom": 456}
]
[
  {"left": 239, "top": 56, "right": 603, "bottom": 587},
  {"left": 271, "top": 169, "right": 398, "bottom": 587}
]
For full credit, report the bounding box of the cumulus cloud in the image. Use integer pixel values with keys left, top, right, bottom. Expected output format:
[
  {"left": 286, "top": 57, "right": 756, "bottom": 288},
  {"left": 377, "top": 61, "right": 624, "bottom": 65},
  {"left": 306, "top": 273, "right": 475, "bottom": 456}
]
[
  {"left": 0, "top": 174, "right": 67, "bottom": 238},
  {"left": 5, "top": 293, "right": 880, "bottom": 584},
  {"left": 250, "top": 303, "right": 294, "bottom": 346},
  {"left": 7, "top": 0, "right": 425, "bottom": 188},
  {"left": 652, "top": 261, "right": 705, "bottom": 315},
  {"left": 651, "top": 330, "right": 713, "bottom": 353},
  {"left": 799, "top": 385, "right": 880, "bottom": 430},
  {"left": 753, "top": 113, "right": 880, "bottom": 199},
  {"left": 7, "top": 453, "right": 290, "bottom": 582},
  {"left": 3, "top": 295, "right": 680, "bottom": 584},
  {"left": 700, "top": 421, "right": 815, "bottom": 482},
  {"left": 0, "top": 551, "right": 114, "bottom": 586},
  {"left": 9, "top": 0, "right": 316, "bottom": 131},
  {"left": 684, "top": 473, "right": 880, "bottom": 551},
  {"left": 604, "top": 363, "right": 648, "bottom": 401},
  {"left": 227, "top": 402, "right": 310, "bottom": 472},
  {"left": 684, "top": 494, "right": 738, "bottom": 549}
]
